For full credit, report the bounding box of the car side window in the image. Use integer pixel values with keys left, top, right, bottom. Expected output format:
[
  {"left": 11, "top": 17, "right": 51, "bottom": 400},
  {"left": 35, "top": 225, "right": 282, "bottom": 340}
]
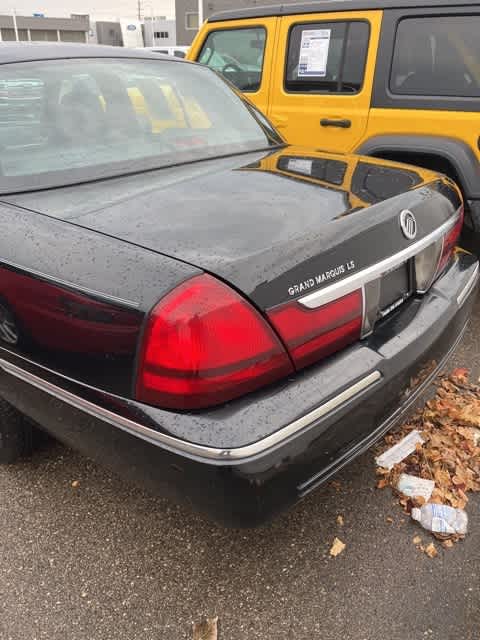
[
  {"left": 391, "top": 16, "right": 480, "bottom": 98},
  {"left": 285, "top": 21, "right": 370, "bottom": 93},
  {"left": 198, "top": 27, "right": 266, "bottom": 92}
]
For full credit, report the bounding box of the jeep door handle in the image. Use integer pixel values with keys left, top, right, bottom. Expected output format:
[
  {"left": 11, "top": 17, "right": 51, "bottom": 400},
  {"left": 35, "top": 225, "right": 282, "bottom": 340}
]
[{"left": 320, "top": 118, "right": 352, "bottom": 128}]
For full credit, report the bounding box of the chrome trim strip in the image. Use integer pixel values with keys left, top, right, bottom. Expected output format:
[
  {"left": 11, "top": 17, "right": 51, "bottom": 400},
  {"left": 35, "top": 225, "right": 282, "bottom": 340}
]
[
  {"left": 299, "top": 212, "right": 459, "bottom": 309},
  {"left": 0, "top": 358, "right": 381, "bottom": 462},
  {"left": 0, "top": 258, "right": 140, "bottom": 309},
  {"left": 360, "top": 283, "right": 367, "bottom": 337},
  {"left": 457, "top": 262, "right": 479, "bottom": 307}
]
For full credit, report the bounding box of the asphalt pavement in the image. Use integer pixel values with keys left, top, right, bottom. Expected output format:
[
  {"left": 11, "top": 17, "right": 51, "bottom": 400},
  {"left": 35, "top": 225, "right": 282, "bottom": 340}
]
[{"left": 1, "top": 295, "right": 480, "bottom": 640}]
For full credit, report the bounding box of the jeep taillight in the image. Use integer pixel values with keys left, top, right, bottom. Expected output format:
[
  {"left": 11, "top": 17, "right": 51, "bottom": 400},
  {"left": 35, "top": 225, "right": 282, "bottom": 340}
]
[{"left": 136, "top": 274, "right": 293, "bottom": 410}]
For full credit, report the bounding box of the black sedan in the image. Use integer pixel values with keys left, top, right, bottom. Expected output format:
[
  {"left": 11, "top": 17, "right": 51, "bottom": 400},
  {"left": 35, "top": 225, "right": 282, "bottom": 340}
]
[{"left": 0, "top": 44, "right": 477, "bottom": 526}]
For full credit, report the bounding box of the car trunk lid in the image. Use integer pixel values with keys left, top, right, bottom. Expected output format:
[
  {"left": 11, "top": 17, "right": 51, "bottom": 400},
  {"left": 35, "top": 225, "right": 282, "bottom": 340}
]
[{"left": 1, "top": 148, "right": 457, "bottom": 313}]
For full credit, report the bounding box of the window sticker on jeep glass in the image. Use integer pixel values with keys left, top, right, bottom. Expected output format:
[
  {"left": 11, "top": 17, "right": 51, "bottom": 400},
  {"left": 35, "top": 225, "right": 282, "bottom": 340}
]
[
  {"left": 391, "top": 16, "right": 480, "bottom": 98},
  {"left": 198, "top": 27, "right": 266, "bottom": 92},
  {"left": 285, "top": 21, "right": 369, "bottom": 93},
  {"left": 298, "top": 29, "right": 331, "bottom": 77}
]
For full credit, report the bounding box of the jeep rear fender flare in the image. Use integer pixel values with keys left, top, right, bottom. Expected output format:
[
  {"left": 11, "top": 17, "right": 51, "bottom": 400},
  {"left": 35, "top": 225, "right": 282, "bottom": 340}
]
[{"left": 355, "top": 135, "right": 480, "bottom": 200}]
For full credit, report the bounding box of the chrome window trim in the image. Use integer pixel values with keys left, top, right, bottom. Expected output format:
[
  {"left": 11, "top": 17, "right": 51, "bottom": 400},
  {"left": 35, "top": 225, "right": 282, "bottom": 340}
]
[
  {"left": 299, "top": 210, "right": 460, "bottom": 310},
  {"left": 0, "top": 357, "right": 381, "bottom": 463}
]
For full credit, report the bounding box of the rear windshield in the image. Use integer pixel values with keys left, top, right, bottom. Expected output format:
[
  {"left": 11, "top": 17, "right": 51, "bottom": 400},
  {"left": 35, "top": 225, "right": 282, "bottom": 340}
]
[{"left": 0, "top": 58, "right": 281, "bottom": 193}]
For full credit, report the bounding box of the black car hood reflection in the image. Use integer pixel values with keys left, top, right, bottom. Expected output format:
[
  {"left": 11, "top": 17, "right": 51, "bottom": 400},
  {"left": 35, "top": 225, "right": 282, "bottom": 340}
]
[{"left": 3, "top": 147, "right": 438, "bottom": 309}]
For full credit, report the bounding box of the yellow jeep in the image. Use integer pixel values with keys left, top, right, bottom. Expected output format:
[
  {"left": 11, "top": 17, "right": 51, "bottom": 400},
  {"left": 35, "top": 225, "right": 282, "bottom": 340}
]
[{"left": 188, "top": 0, "right": 480, "bottom": 233}]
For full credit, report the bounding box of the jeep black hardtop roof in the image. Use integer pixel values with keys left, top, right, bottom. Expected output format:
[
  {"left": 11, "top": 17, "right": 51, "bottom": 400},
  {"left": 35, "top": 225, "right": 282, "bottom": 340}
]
[{"left": 209, "top": 0, "right": 479, "bottom": 22}]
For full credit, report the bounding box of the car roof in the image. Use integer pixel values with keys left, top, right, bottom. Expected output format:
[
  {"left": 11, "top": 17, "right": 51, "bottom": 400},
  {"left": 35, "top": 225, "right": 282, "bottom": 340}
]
[
  {"left": 209, "top": 0, "right": 479, "bottom": 21},
  {"left": 0, "top": 42, "right": 188, "bottom": 65}
]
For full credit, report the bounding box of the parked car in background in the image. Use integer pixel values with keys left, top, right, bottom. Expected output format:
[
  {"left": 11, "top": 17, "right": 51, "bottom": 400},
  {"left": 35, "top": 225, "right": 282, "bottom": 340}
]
[
  {"left": 139, "top": 45, "right": 189, "bottom": 58},
  {"left": 0, "top": 44, "right": 477, "bottom": 526},
  {"left": 188, "top": 0, "right": 480, "bottom": 236}
]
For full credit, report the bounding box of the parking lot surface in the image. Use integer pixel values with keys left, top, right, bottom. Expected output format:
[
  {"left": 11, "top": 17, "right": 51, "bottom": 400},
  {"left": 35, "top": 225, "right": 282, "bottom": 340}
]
[{"left": 1, "top": 294, "right": 480, "bottom": 640}]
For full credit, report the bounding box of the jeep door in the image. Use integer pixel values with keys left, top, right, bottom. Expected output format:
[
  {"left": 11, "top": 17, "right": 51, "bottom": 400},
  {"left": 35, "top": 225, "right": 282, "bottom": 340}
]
[{"left": 268, "top": 10, "right": 382, "bottom": 153}]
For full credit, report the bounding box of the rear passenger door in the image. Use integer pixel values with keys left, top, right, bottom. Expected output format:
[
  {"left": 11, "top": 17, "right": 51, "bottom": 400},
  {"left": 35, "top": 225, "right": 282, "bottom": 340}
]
[
  {"left": 189, "top": 18, "right": 278, "bottom": 116},
  {"left": 269, "top": 11, "right": 382, "bottom": 152}
]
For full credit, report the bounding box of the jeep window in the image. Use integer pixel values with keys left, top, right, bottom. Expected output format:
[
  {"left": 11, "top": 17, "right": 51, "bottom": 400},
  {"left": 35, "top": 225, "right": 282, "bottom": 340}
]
[
  {"left": 285, "top": 21, "right": 369, "bottom": 93},
  {"left": 198, "top": 27, "right": 266, "bottom": 92},
  {"left": 391, "top": 16, "right": 480, "bottom": 98}
]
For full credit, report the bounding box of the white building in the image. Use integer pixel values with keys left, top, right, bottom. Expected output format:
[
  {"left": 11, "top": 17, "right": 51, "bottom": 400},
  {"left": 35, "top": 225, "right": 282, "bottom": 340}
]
[
  {"left": 0, "top": 12, "right": 89, "bottom": 41},
  {"left": 119, "top": 18, "right": 144, "bottom": 47},
  {"left": 143, "top": 17, "right": 175, "bottom": 46}
]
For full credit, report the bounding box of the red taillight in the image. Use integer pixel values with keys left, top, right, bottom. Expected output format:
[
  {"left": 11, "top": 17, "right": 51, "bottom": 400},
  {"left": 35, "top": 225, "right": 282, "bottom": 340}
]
[
  {"left": 437, "top": 206, "right": 464, "bottom": 275},
  {"left": 136, "top": 274, "right": 293, "bottom": 410},
  {"left": 267, "top": 290, "right": 363, "bottom": 370}
]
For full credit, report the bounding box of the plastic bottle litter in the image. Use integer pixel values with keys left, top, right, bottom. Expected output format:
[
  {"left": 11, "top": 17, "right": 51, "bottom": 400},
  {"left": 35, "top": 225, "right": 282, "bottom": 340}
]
[{"left": 411, "top": 503, "right": 468, "bottom": 535}]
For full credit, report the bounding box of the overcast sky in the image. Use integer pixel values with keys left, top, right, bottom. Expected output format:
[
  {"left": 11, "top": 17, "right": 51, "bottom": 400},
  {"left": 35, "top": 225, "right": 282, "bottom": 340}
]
[{"left": 0, "top": 0, "right": 175, "bottom": 20}]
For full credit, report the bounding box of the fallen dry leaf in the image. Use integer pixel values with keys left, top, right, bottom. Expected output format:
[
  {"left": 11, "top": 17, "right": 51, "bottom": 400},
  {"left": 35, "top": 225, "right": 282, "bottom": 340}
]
[
  {"left": 374, "top": 370, "right": 480, "bottom": 546},
  {"left": 442, "top": 539, "right": 454, "bottom": 549},
  {"left": 71, "top": 480, "right": 80, "bottom": 488},
  {"left": 458, "top": 405, "right": 480, "bottom": 428},
  {"left": 413, "top": 535, "right": 422, "bottom": 545},
  {"left": 329, "top": 537, "right": 346, "bottom": 557},
  {"left": 424, "top": 542, "right": 438, "bottom": 558},
  {"left": 336, "top": 515, "right": 344, "bottom": 526},
  {"left": 386, "top": 516, "right": 394, "bottom": 524},
  {"left": 193, "top": 617, "right": 218, "bottom": 640},
  {"left": 451, "top": 368, "right": 469, "bottom": 383}
]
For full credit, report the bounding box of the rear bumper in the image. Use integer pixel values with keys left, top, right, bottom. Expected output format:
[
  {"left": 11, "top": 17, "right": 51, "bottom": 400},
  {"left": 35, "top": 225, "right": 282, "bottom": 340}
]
[{"left": 0, "top": 252, "right": 478, "bottom": 526}]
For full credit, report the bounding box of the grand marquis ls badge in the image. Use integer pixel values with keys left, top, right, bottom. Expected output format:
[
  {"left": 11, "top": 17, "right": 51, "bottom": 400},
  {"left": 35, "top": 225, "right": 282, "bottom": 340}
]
[{"left": 400, "top": 209, "right": 417, "bottom": 240}]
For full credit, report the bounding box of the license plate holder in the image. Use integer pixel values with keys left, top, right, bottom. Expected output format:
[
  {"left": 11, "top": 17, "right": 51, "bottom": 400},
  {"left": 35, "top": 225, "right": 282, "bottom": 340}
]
[{"left": 379, "top": 262, "right": 412, "bottom": 317}]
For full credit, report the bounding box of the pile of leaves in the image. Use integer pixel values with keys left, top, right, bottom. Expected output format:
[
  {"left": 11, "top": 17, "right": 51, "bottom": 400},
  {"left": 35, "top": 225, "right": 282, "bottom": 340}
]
[{"left": 376, "top": 368, "right": 480, "bottom": 547}]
